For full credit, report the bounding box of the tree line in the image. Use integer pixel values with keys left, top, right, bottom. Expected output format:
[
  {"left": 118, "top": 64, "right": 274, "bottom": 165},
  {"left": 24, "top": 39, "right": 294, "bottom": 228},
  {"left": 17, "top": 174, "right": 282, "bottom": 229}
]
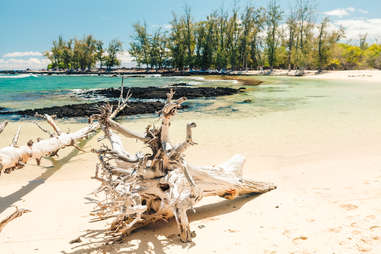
[
  {"left": 129, "top": 0, "right": 381, "bottom": 71},
  {"left": 45, "top": 0, "right": 381, "bottom": 72},
  {"left": 44, "top": 35, "right": 122, "bottom": 71}
]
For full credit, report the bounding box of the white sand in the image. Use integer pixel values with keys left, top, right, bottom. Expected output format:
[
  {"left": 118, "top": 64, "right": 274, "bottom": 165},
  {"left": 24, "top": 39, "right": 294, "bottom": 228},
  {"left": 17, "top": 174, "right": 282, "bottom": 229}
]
[
  {"left": 0, "top": 77, "right": 381, "bottom": 253},
  {"left": 304, "top": 70, "right": 381, "bottom": 83},
  {"left": 234, "top": 69, "right": 381, "bottom": 83}
]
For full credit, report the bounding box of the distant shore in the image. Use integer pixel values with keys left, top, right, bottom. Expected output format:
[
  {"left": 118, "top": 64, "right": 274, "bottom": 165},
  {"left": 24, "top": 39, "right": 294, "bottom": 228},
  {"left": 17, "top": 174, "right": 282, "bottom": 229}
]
[{"left": 2, "top": 69, "right": 381, "bottom": 82}]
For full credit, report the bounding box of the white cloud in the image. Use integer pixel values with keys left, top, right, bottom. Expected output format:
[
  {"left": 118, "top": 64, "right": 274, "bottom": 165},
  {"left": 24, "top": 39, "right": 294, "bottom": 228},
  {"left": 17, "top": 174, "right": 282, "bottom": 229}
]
[
  {"left": 323, "top": 7, "right": 355, "bottom": 17},
  {"left": 117, "top": 51, "right": 137, "bottom": 68},
  {"left": 0, "top": 51, "right": 136, "bottom": 70},
  {"left": 3, "top": 51, "right": 43, "bottom": 58},
  {"left": 335, "top": 18, "right": 381, "bottom": 41},
  {"left": 358, "top": 9, "right": 369, "bottom": 14},
  {"left": 0, "top": 57, "right": 49, "bottom": 70}
]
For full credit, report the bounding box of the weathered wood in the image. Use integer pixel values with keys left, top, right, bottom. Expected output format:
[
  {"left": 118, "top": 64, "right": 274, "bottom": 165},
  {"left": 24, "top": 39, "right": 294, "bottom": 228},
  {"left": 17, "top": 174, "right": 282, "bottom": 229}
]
[
  {"left": 0, "top": 121, "right": 8, "bottom": 135},
  {"left": 92, "top": 89, "right": 276, "bottom": 243},
  {"left": 0, "top": 83, "right": 133, "bottom": 174},
  {"left": 0, "top": 207, "right": 31, "bottom": 233},
  {"left": 0, "top": 121, "right": 99, "bottom": 174}
]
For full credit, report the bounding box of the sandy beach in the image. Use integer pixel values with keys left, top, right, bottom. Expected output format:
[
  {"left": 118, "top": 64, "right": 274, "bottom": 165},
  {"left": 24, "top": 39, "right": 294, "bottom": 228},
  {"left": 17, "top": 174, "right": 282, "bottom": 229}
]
[
  {"left": 1, "top": 75, "right": 381, "bottom": 253},
  {"left": 237, "top": 69, "right": 381, "bottom": 83},
  {"left": 304, "top": 70, "right": 381, "bottom": 83}
]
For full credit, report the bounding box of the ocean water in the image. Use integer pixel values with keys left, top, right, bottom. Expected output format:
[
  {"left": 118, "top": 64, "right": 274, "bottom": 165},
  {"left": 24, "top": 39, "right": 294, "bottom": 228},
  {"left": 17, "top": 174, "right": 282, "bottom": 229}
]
[
  {"left": 0, "top": 74, "right": 234, "bottom": 111},
  {"left": 0, "top": 73, "right": 359, "bottom": 121}
]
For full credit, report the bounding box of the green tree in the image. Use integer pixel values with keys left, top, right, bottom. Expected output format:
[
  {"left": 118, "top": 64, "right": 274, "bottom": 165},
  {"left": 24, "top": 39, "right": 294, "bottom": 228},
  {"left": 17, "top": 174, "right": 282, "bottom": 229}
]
[
  {"left": 265, "top": 0, "right": 283, "bottom": 71},
  {"left": 105, "top": 39, "right": 123, "bottom": 70},
  {"left": 364, "top": 44, "right": 381, "bottom": 68},
  {"left": 169, "top": 13, "right": 186, "bottom": 70},
  {"left": 183, "top": 5, "right": 195, "bottom": 69},
  {"left": 286, "top": 6, "right": 297, "bottom": 71},
  {"left": 317, "top": 17, "right": 329, "bottom": 72},
  {"left": 129, "top": 22, "right": 151, "bottom": 68},
  {"left": 226, "top": 6, "right": 241, "bottom": 70},
  {"left": 96, "top": 40, "right": 105, "bottom": 69},
  {"left": 295, "top": 0, "right": 315, "bottom": 71}
]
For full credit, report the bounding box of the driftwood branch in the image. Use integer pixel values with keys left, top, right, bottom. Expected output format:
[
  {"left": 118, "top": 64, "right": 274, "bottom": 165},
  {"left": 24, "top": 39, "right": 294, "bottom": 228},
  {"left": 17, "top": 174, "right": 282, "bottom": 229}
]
[
  {"left": 0, "top": 207, "right": 31, "bottom": 233},
  {"left": 0, "top": 121, "right": 8, "bottom": 135},
  {"left": 92, "top": 90, "right": 276, "bottom": 243},
  {"left": 0, "top": 121, "right": 99, "bottom": 174},
  {"left": 0, "top": 78, "right": 135, "bottom": 175},
  {"left": 11, "top": 126, "right": 21, "bottom": 147},
  {"left": 33, "top": 120, "right": 54, "bottom": 137}
]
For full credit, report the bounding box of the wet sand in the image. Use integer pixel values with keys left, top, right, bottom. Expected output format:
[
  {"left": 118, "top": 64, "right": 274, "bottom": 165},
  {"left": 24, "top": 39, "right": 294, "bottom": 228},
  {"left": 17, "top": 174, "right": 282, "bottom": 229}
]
[{"left": 0, "top": 78, "right": 381, "bottom": 253}]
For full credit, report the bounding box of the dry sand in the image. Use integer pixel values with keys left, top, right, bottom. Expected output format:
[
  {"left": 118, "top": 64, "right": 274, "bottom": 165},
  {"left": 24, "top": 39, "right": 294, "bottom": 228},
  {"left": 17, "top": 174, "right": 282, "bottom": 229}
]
[
  {"left": 237, "top": 69, "right": 381, "bottom": 83},
  {"left": 1, "top": 76, "right": 381, "bottom": 253},
  {"left": 304, "top": 70, "right": 381, "bottom": 83}
]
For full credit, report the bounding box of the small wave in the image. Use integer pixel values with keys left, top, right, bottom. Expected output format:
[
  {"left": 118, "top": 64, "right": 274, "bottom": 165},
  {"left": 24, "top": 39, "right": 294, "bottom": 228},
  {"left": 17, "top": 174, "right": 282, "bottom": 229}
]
[
  {"left": 144, "top": 74, "right": 162, "bottom": 78},
  {"left": 187, "top": 76, "right": 205, "bottom": 81},
  {"left": 70, "top": 88, "right": 87, "bottom": 94},
  {"left": 188, "top": 81, "right": 202, "bottom": 85},
  {"left": 206, "top": 79, "right": 239, "bottom": 84},
  {"left": 261, "top": 84, "right": 290, "bottom": 88},
  {"left": 0, "top": 74, "right": 38, "bottom": 79}
]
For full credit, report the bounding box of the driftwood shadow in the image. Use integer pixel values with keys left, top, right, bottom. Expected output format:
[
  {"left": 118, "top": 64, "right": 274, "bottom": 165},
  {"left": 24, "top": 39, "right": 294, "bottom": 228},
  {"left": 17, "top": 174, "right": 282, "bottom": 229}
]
[
  {"left": 63, "top": 193, "right": 261, "bottom": 254},
  {"left": 0, "top": 137, "right": 93, "bottom": 214}
]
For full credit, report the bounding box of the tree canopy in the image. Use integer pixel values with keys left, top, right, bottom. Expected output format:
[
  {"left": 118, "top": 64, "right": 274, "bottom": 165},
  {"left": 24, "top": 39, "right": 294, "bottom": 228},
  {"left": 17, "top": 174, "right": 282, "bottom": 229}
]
[
  {"left": 45, "top": 0, "right": 381, "bottom": 71},
  {"left": 128, "top": 1, "right": 381, "bottom": 71},
  {"left": 45, "top": 36, "right": 122, "bottom": 71}
]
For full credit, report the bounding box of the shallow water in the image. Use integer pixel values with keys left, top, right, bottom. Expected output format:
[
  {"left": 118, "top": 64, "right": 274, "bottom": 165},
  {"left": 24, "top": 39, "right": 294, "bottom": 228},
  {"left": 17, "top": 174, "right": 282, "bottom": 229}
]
[
  {"left": 0, "top": 74, "right": 217, "bottom": 110},
  {"left": 1, "top": 74, "right": 378, "bottom": 122}
]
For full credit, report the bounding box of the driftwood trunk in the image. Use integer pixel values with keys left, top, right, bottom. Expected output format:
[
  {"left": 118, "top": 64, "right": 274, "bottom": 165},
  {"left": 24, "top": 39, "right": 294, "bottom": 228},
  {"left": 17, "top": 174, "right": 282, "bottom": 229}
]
[
  {"left": 0, "top": 99, "right": 127, "bottom": 174},
  {"left": 92, "top": 89, "right": 276, "bottom": 243},
  {"left": 0, "top": 117, "right": 98, "bottom": 174}
]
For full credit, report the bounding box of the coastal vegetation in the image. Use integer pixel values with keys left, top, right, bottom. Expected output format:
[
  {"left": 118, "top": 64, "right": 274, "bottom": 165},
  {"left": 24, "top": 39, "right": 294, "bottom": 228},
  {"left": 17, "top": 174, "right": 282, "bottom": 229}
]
[
  {"left": 44, "top": 35, "right": 122, "bottom": 71},
  {"left": 43, "top": 0, "right": 381, "bottom": 72},
  {"left": 128, "top": 1, "right": 381, "bottom": 72}
]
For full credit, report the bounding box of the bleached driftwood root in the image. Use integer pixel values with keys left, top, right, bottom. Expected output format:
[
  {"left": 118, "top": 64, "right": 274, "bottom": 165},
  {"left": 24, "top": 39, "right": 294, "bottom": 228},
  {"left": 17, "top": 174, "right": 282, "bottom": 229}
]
[
  {"left": 0, "top": 207, "right": 31, "bottom": 233},
  {"left": 92, "top": 90, "right": 276, "bottom": 243}
]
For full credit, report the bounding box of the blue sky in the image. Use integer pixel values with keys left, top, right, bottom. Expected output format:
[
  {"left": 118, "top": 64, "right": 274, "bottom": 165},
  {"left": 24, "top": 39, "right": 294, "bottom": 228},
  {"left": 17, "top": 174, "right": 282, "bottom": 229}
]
[{"left": 0, "top": 0, "right": 380, "bottom": 69}]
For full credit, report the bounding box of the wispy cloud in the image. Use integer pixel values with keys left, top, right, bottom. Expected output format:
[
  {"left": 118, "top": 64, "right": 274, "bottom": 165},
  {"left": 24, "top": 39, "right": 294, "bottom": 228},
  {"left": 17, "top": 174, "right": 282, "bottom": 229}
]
[
  {"left": 335, "top": 18, "right": 381, "bottom": 41},
  {"left": 0, "top": 57, "right": 49, "bottom": 70},
  {"left": 117, "top": 51, "right": 136, "bottom": 68},
  {"left": 358, "top": 9, "right": 369, "bottom": 14},
  {"left": 323, "top": 7, "right": 355, "bottom": 17},
  {"left": 3, "top": 51, "right": 43, "bottom": 58},
  {"left": 323, "top": 7, "right": 370, "bottom": 18},
  {"left": 0, "top": 51, "right": 136, "bottom": 70}
]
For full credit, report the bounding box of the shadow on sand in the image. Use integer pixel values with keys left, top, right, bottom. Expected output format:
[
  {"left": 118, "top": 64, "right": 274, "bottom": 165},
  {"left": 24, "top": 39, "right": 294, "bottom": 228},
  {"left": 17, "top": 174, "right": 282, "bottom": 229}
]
[
  {"left": 0, "top": 137, "right": 93, "bottom": 214},
  {"left": 63, "top": 193, "right": 261, "bottom": 254}
]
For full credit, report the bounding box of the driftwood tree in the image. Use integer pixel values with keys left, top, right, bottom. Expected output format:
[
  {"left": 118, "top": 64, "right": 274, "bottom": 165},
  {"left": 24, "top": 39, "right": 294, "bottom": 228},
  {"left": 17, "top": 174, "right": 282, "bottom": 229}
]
[{"left": 91, "top": 89, "right": 276, "bottom": 243}]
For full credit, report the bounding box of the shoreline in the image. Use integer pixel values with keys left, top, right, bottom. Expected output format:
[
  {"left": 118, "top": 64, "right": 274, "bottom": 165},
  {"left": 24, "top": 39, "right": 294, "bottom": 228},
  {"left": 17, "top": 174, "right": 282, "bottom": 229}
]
[
  {"left": 0, "top": 86, "right": 240, "bottom": 119},
  {"left": 2, "top": 69, "right": 381, "bottom": 82}
]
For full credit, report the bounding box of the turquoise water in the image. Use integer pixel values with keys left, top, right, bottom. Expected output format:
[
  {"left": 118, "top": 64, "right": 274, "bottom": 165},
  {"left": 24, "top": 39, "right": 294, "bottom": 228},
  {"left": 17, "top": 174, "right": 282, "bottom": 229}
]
[
  {"left": 0, "top": 73, "right": 353, "bottom": 121},
  {"left": 0, "top": 74, "right": 234, "bottom": 111}
]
